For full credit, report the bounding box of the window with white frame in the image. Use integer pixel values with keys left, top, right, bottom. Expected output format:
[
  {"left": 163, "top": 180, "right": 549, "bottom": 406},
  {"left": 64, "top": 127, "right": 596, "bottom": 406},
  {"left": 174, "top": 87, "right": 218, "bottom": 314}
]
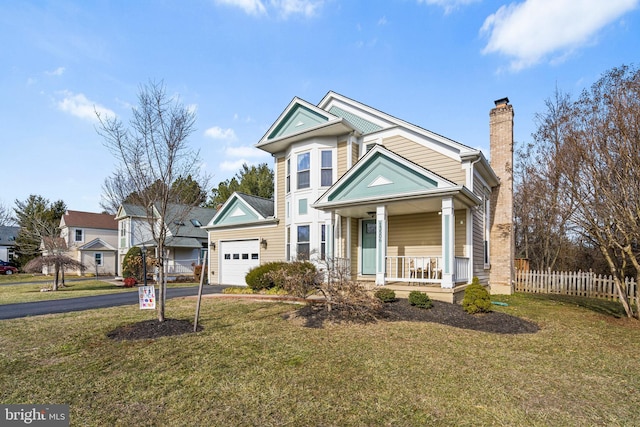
[
  {"left": 75, "top": 229, "right": 83, "bottom": 242},
  {"left": 286, "top": 227, "right": 291, "bottom": 261},
  {"left": 286, "top": 158, "right": 291, "bottom": 193},
  {"left": 94, "top": 253, "right": 103, "bottom": 266},
  {"left": 484, "top": 193, "right": 491, "bottom": 268},
  {"left": 297, "top": 152, "right": 310, "bottom": 189},
  {"left": 320, "top": 224, "right": 326, "bottom": 260},
  {"left": 297, "top": 225, "right": 310, "bottom": 260},
  {"left": 120, "top": 222, "right": 126, "bottom": 236},
  {"left": 320, "top": 150, "right": 332, "bottom": 187}
]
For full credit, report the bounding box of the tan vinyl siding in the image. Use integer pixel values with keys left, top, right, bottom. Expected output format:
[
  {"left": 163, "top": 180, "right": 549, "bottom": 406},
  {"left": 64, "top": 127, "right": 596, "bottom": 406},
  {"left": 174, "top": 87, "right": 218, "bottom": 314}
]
[
  {"left": 208, "top": 224, "right": 284, "bottom": 285},
  {"left": 472, "top": 173, "right": 489, "bottom": 284},
  {"left": 387, "top": 213, "right": 441, "bottom": 257},
  {"left": 382, "top": 135, "right": 466, "bottom": 185},
  {"left": 337, "top": 140, "right": 348, "bottom": 177},
  {"left": 352, "top": 142, "right": 359, "bottom": 167},
  {"left": 386, "top": 210, "right": 467, "bottom": 258}
]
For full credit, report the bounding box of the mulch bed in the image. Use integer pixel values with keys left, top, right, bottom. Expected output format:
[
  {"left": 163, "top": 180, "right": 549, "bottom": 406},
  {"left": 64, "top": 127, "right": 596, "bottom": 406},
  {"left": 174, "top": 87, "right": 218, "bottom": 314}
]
[
  {"left": 286, "top": 298, "right": 540, "bottom": 333},
  {"left": 106, "top": 298, "right": 539, "bottom": 341}
]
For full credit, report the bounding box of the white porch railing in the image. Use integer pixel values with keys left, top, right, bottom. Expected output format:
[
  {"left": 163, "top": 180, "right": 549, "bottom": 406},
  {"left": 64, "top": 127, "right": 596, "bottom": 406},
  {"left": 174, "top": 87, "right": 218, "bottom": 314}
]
[{"left": 385, "top": 256, "right": 470, "bottom": 285}]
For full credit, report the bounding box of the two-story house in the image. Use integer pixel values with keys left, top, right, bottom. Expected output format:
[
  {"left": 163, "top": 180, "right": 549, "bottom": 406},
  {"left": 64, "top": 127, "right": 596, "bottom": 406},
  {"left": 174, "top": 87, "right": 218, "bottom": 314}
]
[
  {"left": 56, "top": 210, "right": 118, "bottom": 276},
  {"left": 115, "top": 203, "right": 216, "bottom": 279},
  {"left": 205, "top": 92, "right": 514, "bottom": 302},
  {"left": 0, "top": 225, "right": 19, "bottom": 263}
]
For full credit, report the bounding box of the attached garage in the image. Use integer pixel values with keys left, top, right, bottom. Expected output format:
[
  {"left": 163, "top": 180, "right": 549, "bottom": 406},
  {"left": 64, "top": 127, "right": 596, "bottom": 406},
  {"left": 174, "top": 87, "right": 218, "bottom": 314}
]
[{"left": 219, "top": 239, "right": 260, "bottom": 286}]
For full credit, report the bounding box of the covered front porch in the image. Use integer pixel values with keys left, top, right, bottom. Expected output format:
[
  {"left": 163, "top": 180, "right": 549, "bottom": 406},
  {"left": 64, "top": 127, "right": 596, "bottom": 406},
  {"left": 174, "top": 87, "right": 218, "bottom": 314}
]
[{"left": 312, "top": 144, "right": 482, "bottom": 293}]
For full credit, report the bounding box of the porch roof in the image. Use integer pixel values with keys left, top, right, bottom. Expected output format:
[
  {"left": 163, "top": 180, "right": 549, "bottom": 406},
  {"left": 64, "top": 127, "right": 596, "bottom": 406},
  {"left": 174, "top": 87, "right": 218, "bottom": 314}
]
[
  {"left": 311, "top": 144, "right": 481, "bottom": 217},
  {"left": 311, "top": 185, "right": 480, "bottom": 218}
]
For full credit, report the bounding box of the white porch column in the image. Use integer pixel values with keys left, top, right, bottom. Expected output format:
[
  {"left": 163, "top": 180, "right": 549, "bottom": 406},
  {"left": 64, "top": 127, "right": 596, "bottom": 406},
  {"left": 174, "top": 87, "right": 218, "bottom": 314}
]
[
  {"left": 375, "top": 205, "right": 388, "bottom": 286},
  {"left": 325, "top": 214, "right": 334, "bottom": 261},
  {"left": 441, "top": 198, "right": 455, "bottom": 288}
]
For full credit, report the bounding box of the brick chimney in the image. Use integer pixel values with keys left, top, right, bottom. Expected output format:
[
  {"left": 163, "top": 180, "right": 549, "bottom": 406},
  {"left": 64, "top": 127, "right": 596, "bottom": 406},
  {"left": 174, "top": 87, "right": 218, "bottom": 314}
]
[{"left": 489, "top": 97, "right": 514, "bottom": 294}]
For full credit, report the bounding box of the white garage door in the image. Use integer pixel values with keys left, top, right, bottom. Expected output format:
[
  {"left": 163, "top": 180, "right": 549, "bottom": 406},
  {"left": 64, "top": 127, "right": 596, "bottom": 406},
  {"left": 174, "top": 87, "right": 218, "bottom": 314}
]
[{"left": 219, "top": 239, "right": 260, "bottom": 286}]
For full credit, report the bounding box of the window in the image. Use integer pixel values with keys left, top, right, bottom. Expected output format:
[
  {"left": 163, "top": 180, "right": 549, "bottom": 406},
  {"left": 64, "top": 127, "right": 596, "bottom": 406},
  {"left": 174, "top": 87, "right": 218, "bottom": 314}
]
[
  {"left": 484, "top": 194, "right": 491, "bottom": 268},
  {"left": 298, "top": 198, "right": 308, "bottom": 215},
  {"left": 320, "top": 224, "right": 326, "bottom": 260},
  {"left": 286, "top": 158, "right": 291, "bottom": 193},
  {"left": 286, "top": 227, "right": 291, "bottom": 261},
  {"left": 321, "top": 150, "right": 332, "bottom": 186},
  {"left": 94, "top": 253, "right": 103, "bottom": 266},
  {"left": 297, "top": 152, "right": 310, "bottom": 189},
  {"left": 297, "top": 225, "right": 310, "bottom": 260},
  {"left": 190, "top": 219, "right": 202, "bottom": 227},
  {"left": 120, "top": 222, "right": 126, "bottom": 237},
  {"left": 75, "top": 229, "right": 83, "bottom": 242}
]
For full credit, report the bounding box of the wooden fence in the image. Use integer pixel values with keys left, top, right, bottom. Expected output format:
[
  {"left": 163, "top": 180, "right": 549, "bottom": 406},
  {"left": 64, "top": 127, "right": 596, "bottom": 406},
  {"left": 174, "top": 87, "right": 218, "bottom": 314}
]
[{"left": 515, "top": 269, "right": 637, "bottom": 301}]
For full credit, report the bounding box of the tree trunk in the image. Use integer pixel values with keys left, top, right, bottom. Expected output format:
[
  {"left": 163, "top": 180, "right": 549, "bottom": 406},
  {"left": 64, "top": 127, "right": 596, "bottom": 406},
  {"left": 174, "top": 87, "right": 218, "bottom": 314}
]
[
  {"left": 53, "top": 265, "right": 59, "bottom": 291},
  {"left": 157, "top": 247, "right": 165, "bottom": 322}
]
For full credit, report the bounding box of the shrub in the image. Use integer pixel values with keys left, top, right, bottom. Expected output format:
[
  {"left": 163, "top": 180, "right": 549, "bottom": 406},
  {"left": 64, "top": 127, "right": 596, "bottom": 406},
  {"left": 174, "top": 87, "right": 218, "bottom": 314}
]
[
  {"left": 267, "top": 261, "right": 320, "bottom": 298},
  {"left": 408, "top": 291, "right": 433, "bottom": 309},
  {"left": 193, "top": 264, "right": 208, "bottom": 283},
  {"left": 123, "top": 277, "right": 137, "bottom": 288},
  {"left": 462, "top": 277, "right": 492, "bottom": 314},
  {"left": 245, "top": 262, "right": 288, "bottom": 291},
  {"left": 374, "top": 288, "right": 396, "bottom": 303},
  {"left": 122, "top": 247, "right": 143, "bottom": 281}
]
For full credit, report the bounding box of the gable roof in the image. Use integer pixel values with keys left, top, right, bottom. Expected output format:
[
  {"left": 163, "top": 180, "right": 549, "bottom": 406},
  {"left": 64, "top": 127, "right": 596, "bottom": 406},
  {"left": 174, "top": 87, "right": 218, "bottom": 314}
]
[
  {"left": 61, "top": 210, "right": 117, "bottom": 230},
  {"left": 313, "top": 144, "right": 480, "bottom": 217},
  {"left": 116, "top": 203, "right": 216, "bottom": 240},
  {"left": 0, "top": 226, "right": 19, "bottom": 247},
  {"left": 256, "top": 96, "right": 359, "bottom": 154},
  {"left": 79, "top": 238, "right": 117, "bottom": 251},
  {"left": 207, "top": 192, "right": 276, "bottom": 229}
]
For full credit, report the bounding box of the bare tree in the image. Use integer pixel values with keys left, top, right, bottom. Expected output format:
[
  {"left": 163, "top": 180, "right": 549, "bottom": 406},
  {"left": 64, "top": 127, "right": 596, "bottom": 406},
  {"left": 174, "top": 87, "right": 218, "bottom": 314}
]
[
  {"left": 97, "top": 80, "right": 207, "bottom": 322},
  {"left": 556, "top": 65, "right": 640, "bottom": 318},
  {"left": 514, "top": 88, "right": 577, "bottom": 271},
  {"left": 0, "top": 200, "right": 14, "bottom": 226},
  {"left": 24, "top": 254, "right": 86, "bottom": 289}
]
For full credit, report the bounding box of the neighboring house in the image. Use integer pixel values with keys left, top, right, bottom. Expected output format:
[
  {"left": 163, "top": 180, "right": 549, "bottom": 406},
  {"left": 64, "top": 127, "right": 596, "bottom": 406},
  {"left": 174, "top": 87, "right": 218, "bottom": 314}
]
[
  {"left": 115, "top": 203, "right": 216, "bottom": 278},
  {"left": 0, "top": 226, "right": 19, "bottom": 263},
  {"left": 205, "top": 92, "right": 514, "bottom": 302},
  {"left": 49, "top": 210, "right": 118, "bottom": 276}
]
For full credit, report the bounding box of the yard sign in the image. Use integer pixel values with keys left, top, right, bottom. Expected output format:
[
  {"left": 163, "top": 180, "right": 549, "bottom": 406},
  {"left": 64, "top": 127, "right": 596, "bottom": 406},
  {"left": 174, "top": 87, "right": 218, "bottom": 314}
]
[{"left": 138, "top": 286, "right": 156, "bottom": 310}]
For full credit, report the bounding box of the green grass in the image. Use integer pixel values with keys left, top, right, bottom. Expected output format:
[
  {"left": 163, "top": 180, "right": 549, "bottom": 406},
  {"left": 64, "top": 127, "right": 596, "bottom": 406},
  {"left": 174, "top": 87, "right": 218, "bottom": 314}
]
[
  {"left": 0, "top": 273, "right": 65, "bottom": 284},
  {"left": 0, "top": 280, "right": 200, "bottom": 304},
  {"left": 1, "top": 293, "right": 639, "bottom": 426}
]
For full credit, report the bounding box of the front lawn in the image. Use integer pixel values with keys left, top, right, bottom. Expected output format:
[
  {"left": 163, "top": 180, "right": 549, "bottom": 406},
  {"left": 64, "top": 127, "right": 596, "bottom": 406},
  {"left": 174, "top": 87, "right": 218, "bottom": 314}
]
[{"left": 1, "top": 293, "right": 639, "bottom": 426}]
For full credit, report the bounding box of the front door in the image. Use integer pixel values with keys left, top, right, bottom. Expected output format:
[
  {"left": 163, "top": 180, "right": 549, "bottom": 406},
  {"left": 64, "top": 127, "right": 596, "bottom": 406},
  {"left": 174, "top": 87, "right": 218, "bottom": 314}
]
[{"left": 361, "top": 220, "right": 376, "bottom": 275}]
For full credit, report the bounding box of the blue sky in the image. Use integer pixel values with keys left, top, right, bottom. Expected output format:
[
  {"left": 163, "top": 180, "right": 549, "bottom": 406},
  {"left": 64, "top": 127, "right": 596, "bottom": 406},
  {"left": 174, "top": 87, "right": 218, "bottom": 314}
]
[{"left": 1, "top": 0, "right": 638, "bottom": 214}]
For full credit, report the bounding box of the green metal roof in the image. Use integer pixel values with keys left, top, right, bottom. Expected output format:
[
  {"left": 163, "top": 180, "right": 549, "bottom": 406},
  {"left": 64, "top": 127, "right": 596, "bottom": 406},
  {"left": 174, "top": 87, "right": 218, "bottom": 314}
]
[{"left": 328, "top": 105, "right": 382, "bottom": 134}]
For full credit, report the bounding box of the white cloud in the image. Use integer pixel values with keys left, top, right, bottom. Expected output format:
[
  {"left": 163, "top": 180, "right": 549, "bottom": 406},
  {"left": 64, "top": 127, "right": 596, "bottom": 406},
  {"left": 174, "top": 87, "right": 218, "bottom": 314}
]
[
  {"left": 481, "top": 0, "right": 640, "bottom": 71},
  {"left": 45, "top": 67, "right": 65, "bottom": 76},
  {"left": 215, "top": 0, "right": 323, "bottom": 17},
  {"left": 225, "top": 145, "right": 270, "bottom": 158},
  {"left": 204, "top": 126, "right": 237, "bottom": 140},
  {"left": 215, "top": 0, "right": 267, "bottom": 15},
  {"left": 270, "top": 0, "right": 323, "bottom": 18},
  {"left": 417, "top": 0, "right": 480, "bottom": 14},
  {"left": 219, "top": 159, "right": 251, "bottom": 172},
  {"left": 56, "top": 90, "right": 115, "bottom": 122}
]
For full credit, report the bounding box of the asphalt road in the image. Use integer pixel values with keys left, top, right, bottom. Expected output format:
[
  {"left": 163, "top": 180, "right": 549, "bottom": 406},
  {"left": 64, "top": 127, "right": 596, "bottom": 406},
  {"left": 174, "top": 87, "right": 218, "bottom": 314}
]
[{"left": 0, "top": 285, "right": 226, "bottom": 320}]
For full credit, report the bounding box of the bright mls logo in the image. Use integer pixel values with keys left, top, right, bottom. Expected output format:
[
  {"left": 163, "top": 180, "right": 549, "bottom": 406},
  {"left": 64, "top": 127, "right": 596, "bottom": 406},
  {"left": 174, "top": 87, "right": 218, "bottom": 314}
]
[{"left": 1, "top": 405, "right": 69, "bottom": 426}]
